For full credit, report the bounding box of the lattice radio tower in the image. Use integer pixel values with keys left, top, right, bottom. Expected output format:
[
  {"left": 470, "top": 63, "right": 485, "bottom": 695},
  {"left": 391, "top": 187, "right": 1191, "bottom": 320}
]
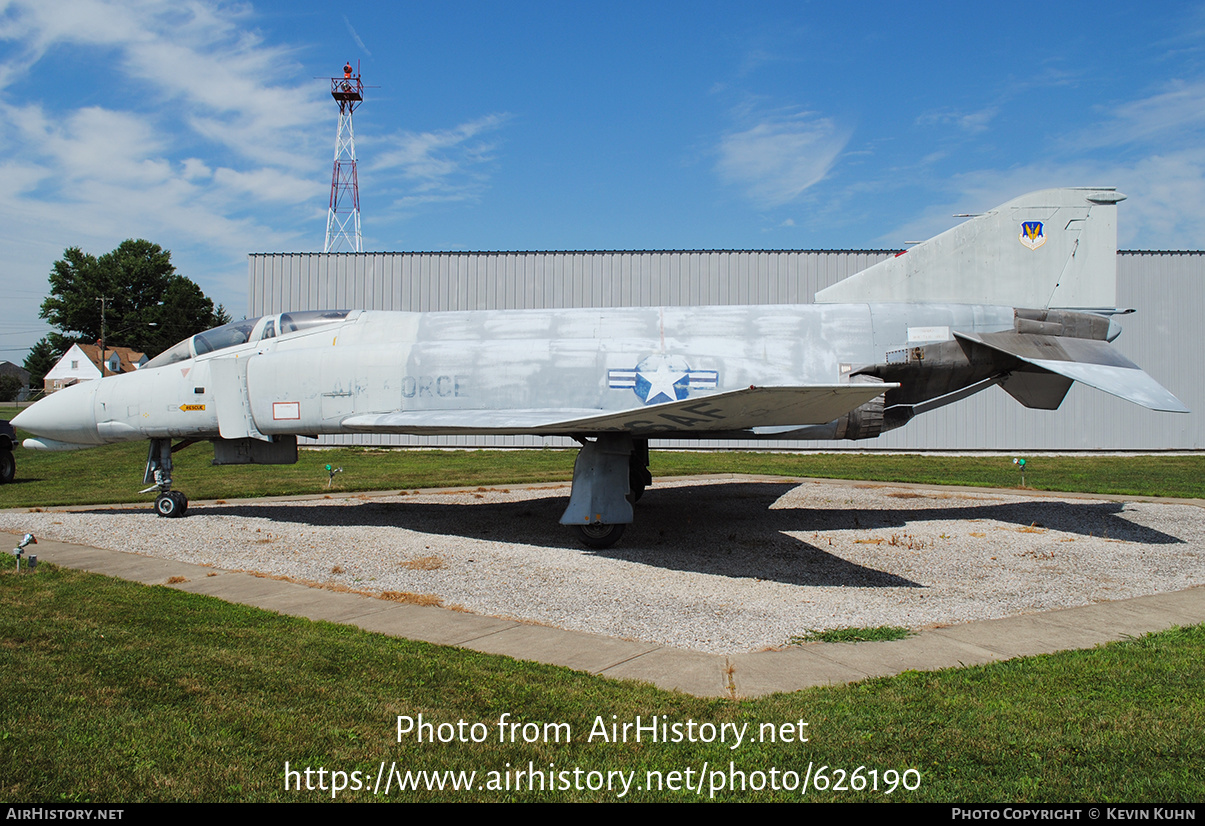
[{"left": 324, "top": 61, "right": 364, "bottom": 252}]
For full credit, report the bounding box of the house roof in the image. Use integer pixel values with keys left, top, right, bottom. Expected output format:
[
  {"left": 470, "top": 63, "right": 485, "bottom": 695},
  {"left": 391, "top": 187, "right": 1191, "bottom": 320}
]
[
  {"left": 0, "top": 361, "right": 30, "bottom": 383},
  {"left": 75, "top": 344, "right": 147, "bottom": 377}
]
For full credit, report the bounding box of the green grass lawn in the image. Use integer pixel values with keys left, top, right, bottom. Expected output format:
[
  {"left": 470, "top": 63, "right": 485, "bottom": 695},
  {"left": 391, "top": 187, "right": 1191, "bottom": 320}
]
[{"left": 2, "top": 563, "right": 1202, "bottom": 803}]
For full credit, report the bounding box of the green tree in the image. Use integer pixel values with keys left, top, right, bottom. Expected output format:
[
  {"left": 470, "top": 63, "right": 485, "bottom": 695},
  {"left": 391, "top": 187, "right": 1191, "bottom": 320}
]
[
  {"left": 39, "top": 240, "right": 230, "bottom": 357},
  {"left": 23, "top": 337, "right": 58, "bottom": 390},
  {"left": 0, "top": 374, "right": 22, "bottom": 402}
]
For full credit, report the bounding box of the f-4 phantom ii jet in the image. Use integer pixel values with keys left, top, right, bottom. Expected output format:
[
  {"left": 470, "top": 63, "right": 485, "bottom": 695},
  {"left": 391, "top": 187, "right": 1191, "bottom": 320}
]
[{"left": 14, "top": 188, "right": 1188, "bottom": 548}]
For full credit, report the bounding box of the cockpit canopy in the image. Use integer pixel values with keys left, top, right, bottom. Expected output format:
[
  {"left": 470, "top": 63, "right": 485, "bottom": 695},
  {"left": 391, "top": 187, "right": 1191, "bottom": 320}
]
[{"left": 144, "top": 310, "right": 355, "bottom": 369}]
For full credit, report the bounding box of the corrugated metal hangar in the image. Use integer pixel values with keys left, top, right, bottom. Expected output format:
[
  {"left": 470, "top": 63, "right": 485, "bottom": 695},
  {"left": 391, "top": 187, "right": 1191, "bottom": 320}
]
[{"left": 247, "top": 249, "right": 1204, "bottom": 451}]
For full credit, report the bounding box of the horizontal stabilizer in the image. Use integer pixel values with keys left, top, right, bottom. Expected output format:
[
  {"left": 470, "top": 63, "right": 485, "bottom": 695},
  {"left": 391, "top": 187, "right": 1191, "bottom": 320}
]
[
  {"left": 341, "top": 383, "right": 898, "bottom": 436},
  {"left": 954, "top": 331, "right": 1188, "bottom": 413}
]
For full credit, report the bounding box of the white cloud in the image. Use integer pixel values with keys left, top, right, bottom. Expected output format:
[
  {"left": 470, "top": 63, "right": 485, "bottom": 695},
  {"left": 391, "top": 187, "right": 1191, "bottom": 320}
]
[
  {"left": 716, "top": 110, "right": 850, "bottom": 209},
  {"left": 180, "top": 158, "right": 212, "bottom": 181},
  {"left": 1087, "top": 79, "right": 1205, "bottom": 148},
  {"left": 0, "top": 0, "right": 515, "bottom": 339},
  {"left": 0, "top": 0, "right": 332, "bottom": 333},
  {"left": 1105, "top": 151, "right": 1205, "bottom": 248},
  {"left": 869, "top": 75, "right": 1205, "bottom": 251},
  {"left": 0, "top": 0, "right": 145, "bottom": 59},
  {"left": 760, "top": 217, "right": 796, "bottom": 233},
  {"left": 0, "top": 0, "right": 328, "bottom": 173},
  {"left": 370, "top": 114, "right": 511, "bottom": 207},
  {"left": 343, "top": 15, "right": 371, "bottom": 57},
  {"left": 874, "top": 150, "right": 1205, "bottom": 251},
  {"left": 916, "top": 106, "right": 999, "bottom": 134},
  {"left": 212, "top": 166, "right": 325, "bottom": 203}
]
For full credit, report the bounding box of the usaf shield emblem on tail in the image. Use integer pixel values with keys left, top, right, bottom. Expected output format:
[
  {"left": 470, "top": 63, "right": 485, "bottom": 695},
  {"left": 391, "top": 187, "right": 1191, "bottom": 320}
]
[{"left": 1019, "top": 220, "right": 1045, "bottom": 250}]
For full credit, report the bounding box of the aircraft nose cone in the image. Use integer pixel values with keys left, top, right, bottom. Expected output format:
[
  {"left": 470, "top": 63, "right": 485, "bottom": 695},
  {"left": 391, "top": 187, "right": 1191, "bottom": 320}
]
[{"left": 12, "top": 382, "right": 102, "bottom": 446}]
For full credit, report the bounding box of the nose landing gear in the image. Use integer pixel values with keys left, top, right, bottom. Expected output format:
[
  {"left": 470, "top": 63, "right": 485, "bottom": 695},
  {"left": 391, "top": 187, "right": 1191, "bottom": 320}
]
[{"left": 141, "top": 438, "right": 190, "bottom": 518}]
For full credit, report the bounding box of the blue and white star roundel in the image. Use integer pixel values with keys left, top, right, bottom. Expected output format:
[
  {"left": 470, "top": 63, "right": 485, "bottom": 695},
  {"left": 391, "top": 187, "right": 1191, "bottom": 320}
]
[{"left": 608, "top": 354, "right": 719, "bottom": 405}]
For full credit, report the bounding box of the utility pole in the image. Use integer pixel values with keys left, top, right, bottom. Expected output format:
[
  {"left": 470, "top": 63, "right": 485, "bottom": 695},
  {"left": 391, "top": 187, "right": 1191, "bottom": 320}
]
[{"left": 97, "top": 296, "right": 110, "bottom": 374}]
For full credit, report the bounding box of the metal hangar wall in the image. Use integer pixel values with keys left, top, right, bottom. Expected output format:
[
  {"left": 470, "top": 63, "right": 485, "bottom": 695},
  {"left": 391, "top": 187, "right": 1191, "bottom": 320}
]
[{"left": 247, "top": 249, "right": 1204, "bottom": 451}]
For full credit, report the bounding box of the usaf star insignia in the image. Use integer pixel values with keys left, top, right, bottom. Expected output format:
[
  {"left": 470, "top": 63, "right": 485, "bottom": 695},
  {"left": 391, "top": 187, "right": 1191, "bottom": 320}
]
[{"left": 608, "top": 355, "right": 719, "bottom": 405}]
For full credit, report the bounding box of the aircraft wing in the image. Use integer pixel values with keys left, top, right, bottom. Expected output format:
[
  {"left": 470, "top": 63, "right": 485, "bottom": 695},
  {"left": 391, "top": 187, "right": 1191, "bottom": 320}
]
[
  {"left": 340, "top": 383, "right": 897, "bottom": 436},
  {"left": 953, "top": 331, "right": 1188, "bottom": 413}
]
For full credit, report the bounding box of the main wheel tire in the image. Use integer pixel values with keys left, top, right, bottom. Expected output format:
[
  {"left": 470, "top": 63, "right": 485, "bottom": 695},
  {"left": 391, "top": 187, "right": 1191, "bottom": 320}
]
[
  {"left": 155, "top": 492, "right": 185, "bottom": 518},
  {"left": 627, "top": 455, "right": 651, "bottom": 503},
  {"left": 574, "top": 522, "right": 626, "bottom": 549},
  {"left": 627, "top": 474, "right": 646, "bottom": 503},
  {"left": 0, "top": 449, "right": 14, "bottom": 484}
]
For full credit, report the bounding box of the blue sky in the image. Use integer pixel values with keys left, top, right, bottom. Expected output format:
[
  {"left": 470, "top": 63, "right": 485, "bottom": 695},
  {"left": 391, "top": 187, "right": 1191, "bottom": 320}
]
[{"left": 2, "top": 0, "right": 1205, "bottom": 359}]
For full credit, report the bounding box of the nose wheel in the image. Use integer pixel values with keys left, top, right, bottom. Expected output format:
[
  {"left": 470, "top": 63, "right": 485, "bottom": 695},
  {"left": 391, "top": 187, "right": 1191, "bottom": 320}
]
[
  {"left": 144, "top": 438, "right": 190, "bottom": 518},
  {"left": 154, "top": 491, "right": 189, "bottom": 518}
]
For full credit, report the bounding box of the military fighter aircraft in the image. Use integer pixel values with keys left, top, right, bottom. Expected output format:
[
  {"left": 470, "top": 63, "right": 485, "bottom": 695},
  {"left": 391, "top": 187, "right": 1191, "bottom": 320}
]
[{"left": 13, "top": 188, "right": 1187, "bottom": 548}]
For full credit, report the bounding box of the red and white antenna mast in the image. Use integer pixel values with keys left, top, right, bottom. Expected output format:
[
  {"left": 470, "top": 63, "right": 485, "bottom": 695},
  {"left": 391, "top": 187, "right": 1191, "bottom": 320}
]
[{"left": 324, "top": 61, "right": 363, "bottom": 252}]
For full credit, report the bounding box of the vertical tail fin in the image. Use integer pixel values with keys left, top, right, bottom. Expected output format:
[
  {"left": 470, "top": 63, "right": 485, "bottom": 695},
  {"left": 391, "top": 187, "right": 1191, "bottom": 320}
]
[{"left": 815, "top": 187, "right": 1124, "bottom": 309}]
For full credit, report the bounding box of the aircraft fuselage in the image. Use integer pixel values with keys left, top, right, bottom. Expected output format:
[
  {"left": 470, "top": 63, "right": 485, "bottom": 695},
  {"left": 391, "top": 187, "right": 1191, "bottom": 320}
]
[{"left": 23, "top": 302, "right": 1015, "bottom": 447}]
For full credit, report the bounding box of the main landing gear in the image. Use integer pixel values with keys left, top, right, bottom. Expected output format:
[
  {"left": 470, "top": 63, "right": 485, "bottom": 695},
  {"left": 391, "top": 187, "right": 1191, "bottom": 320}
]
[
  {"left": 629, "top": 438, "right": 651, "bottom": 503},
  {"left": 141, "top": 438, "right": 189, "bottom": 518},
  {"left": 561, "top": 435, "right": 650, "bottom": 549},
  {"left": 575, "top": 521, "right": 625, "bottom": 549}
]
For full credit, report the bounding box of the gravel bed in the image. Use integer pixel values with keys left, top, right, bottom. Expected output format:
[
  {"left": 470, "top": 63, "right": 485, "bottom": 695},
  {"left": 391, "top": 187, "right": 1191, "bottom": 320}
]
[{"left": 2, "top": 479, "right": 1203, "bottom": 654}]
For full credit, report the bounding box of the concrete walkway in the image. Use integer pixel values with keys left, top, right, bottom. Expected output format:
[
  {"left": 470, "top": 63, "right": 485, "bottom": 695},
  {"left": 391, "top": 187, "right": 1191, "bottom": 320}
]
[{"left": 10, "top": 500, "right": 1205, "bottom": 698}]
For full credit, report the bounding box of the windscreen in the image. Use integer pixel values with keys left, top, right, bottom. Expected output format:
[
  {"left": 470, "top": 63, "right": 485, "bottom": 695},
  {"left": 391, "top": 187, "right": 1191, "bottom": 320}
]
[
  {"left": 279, "top": 310, "right": 351, "bottom": 334},
  {"left": 143, "top": 317, "right": 263, "bottom": 369},
  {"left": 143, "top": 310, "right": 354, "bottom": 370},
  {"left": 192, "top": 317, "right": 261, "bottom": 355},
  {"left": 143, "top": 338, "right": 194, "bottom": 370}
]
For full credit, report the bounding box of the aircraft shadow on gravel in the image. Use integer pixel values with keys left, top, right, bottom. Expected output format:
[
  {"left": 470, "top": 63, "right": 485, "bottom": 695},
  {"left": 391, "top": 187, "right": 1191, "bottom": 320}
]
[{"left": 163, "top": 480, "right": 1182, "bottom": 588}]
